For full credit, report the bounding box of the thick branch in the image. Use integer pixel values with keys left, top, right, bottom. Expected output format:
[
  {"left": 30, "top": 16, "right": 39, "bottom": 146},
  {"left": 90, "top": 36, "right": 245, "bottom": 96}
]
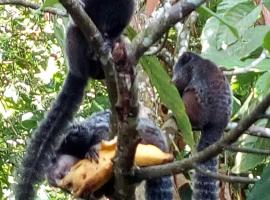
[
  {"left": 131, "top": 0, "right": 205, "bottom": 60},
  {"left": 0, "top": 0, "right": 67, "bottom": 16},
  {"left": 133, "top": 92, "right": 270, "bottom": 180},
  {"left": 112, "top": 42, "right": 140, "bottom": 200}
]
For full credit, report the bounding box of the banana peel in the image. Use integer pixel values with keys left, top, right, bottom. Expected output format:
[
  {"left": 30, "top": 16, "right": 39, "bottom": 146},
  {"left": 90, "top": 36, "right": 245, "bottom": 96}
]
[{"left": 59, "top": 137, "right": 173, "bottom": 197}]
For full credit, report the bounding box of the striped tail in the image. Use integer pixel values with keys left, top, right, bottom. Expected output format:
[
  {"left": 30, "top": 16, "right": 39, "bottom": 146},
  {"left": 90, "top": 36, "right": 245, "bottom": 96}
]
[
  {"left": 192, "top": 127, "right": 223, "bottom": 200},
  {"left": 146, "top": 176, "right": 173, "bottom": 200}
]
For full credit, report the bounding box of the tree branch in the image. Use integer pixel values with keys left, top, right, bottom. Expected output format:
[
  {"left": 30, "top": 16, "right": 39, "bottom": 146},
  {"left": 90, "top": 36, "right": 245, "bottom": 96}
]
[
  {"left": 133, "top": 91, "right": 270, "bottom": 180},
  {"left": 223, "top": 50, "right": 268, "bottom": 76},
  {"left": 227, "top": 122, "right": 270, "bottom": 138},
  {"left": 0, "top": 0, "right": 67, "bottom": 16},
  {"left": 108, "top": 40, "right": 140, "bottom": 200},
  {"left": 193, "top": 165, "right": 258, "bottom": 184},
  {"left": 225, "top": 145, "right": 270, "bottom": 155},
  {"left": 131, "top": 0, "right": 206, "bottom": 61}
]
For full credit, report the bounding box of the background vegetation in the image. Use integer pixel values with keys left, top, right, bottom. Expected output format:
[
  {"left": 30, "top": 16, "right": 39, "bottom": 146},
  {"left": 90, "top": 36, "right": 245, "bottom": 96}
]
[{"left": 0, "top": 0, "right": 270, "bottom": 199}]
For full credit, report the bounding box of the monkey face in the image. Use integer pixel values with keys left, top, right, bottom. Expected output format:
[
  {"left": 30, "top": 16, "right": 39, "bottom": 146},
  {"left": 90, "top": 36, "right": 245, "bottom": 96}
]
[{"left": 47, "top": 154, "right": 79, "bottom": 187}]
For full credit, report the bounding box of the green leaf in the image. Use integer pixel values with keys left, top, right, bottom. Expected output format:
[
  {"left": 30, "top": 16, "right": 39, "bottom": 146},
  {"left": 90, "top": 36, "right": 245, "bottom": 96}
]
[
  {"left": 201, "top": 5, "right": 240, "bottom": 39},
  {"left": 201, "top": 17, "right": 220, "bottom": 51},
  {"left": 226, "top": 26, "right": 270, "bottom": 59},
  {"left": 224, "top": 1, "right": 260, "bottom": 35},
  {"left": 21, "top": 120, "right": 37, "bottom": 129},
  {"left": 263, "top": 31, "right": 270, "bottom": 51},
  {"left": 201, "top": 50, "right": 245, "bottom": 68},
  {"left": 255, "top": 72, "right": 270, "bottom": 96},
  {"left": 264, "top": 0, "right": 270, "bottom": 11},
  {"left": 232, "top": 136, "right": 270, "bottom": 173},
  {"left": 216, "top": 0, "right": 249, "bottom": 13},
  {"left": 140, "top": 56, "right": 194, "bottom": 148},
  {"left": 247, "top": 165, "right": 270, "bottom": 200},
  {"left": 217, "top": 1, "right": 260, "bottom": 49},
  {"left": 42, "top": 0, "right": 59, "bottom": 8}
]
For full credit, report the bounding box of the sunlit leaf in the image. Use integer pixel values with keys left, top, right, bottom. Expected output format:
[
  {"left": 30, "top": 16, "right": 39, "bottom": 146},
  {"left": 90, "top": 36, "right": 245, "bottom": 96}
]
[{"left": 140, "top": 56, "right": 194, "bottom": 148}]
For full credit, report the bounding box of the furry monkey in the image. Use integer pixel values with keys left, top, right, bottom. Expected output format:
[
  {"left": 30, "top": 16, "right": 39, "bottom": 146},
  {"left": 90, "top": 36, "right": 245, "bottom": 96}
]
[
  {"left": 172, "top": 52, "right": 232, "bottom": 200},
  {"left": 47, "top": 110, "right": 173, "bottom": 199}
]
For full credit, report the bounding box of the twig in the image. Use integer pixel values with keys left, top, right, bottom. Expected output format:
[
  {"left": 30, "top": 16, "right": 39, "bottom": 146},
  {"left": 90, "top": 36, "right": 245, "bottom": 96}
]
[
  {"left": 225, "top": 145, "right": 270, "bottom": 155},
  {"left": 0, "top": 0, "right": 67, "bottom": 16},
  {"left": 227, "top": 122, "right": 270, "bottom": 138},
  {"left": 193, "top": 165, "right": 258, "bottom": 184},
  {"left": 133, "top": 91, "right": 270, "bottom": 180},
  {"left": 223, "top": 51, "right": 268, "bottom": 76},
  {"left": 131, "top": 0, "right": 206, "bottom": 61},
  {"left": 145, "top": 31, "right": 169, "bottom": 55}
]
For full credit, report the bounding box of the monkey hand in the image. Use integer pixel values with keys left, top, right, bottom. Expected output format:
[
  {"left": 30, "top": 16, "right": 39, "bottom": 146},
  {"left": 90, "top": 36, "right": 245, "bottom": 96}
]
[{"left": 85, "top": 144, "right": 101, "bottom": 163}]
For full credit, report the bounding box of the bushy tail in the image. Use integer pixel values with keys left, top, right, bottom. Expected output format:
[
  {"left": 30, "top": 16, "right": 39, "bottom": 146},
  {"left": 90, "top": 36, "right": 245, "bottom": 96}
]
[
  {"left": 15, "top": 73, "right": 87, "bottom": 200},
  {"left": 146, "top": 176, "right": 173, "bottom": 200},
  {"left": 192, "top": 127, "right": 223, "bottom": 200},
  {"left": 137, "top": 118, "right": 173, "bottom": 200}
]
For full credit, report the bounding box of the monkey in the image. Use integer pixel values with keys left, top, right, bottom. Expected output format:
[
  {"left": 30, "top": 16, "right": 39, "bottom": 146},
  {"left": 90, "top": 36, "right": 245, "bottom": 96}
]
[
  {"left": 15, "top": 1, "right": 135, "bottom": 199},
  {"left": 47, "top": 110, "right": 173, "bottom": 200},
  {"left": 172, "top": 52, "right": 232, "bottom": 200}
]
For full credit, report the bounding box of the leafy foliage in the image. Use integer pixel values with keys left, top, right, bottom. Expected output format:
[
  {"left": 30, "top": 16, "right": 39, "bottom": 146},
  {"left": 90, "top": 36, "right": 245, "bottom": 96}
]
[{"left": 247, "top": 166, "right": 270, "bottom": 200}]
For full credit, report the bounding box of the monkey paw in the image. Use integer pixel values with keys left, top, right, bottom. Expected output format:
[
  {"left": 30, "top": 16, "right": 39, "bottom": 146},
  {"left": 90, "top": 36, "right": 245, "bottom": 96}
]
[{"left": 85, "top": 145, "right": 100, "bottom": 163}]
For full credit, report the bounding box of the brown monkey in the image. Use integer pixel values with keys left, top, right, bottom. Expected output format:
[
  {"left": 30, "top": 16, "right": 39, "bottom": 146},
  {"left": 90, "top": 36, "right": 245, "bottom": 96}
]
[{"left": 172, "top": 52, "right": 232, "bottom": 200}]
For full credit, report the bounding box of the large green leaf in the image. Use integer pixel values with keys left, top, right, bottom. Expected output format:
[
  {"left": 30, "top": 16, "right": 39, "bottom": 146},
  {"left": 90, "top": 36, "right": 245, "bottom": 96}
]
[
  {"left": 263, "top": 31, "right": 270, "bottom": 52},
  {"left": 232, "top": 136, "right": 270, "bottom": 173},
  {"left": 264, "top": 0, "right": 270, "bottom": 11},
  {"left": 201, "top": 5, "right": 239, "bottom": 40},
  {"left": 202, "top": 50, "right": 270, "bottom": 71},
  {"left": 226, "top": 26, "right": 270, "bottom": 58},
  {"left": 140, "top": 56, "right": 194, "bottom": 148},
  {"left": 255, "top": 72, "right": 270, "bottom": 96},
  {"left": 42, "top": 0, "right": 59, "bottom": 8},
  {"left": 201, "top": 17, "right": 220, "bottom": 52},
  {"left": 217, "top": 2, "right": 260, "bottom": 48},
  {"left": 216, "top": 0, "right": 249, "bottom": 13},
  {"left": 247, "top": 166, "right": 270, "bottom": 200}
]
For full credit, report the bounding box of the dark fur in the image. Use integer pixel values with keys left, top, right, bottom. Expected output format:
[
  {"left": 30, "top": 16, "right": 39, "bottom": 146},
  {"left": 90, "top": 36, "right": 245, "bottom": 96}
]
[
  {"left": 172, "top": 52, "right": 232, "bottom": 200},
  {"left": 47, "top": 110, "right": 173, "bottom": 200},
  {"left": 15, "top": 1, "right": 134, "bottom": 199}
]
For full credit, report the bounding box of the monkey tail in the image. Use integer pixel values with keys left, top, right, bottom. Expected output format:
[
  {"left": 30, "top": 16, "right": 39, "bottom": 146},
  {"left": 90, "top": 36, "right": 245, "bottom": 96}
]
[
  {"left": 14, "top": 73, "right": 88, "bottom": 200},
  {"left": 146, "top": 176, "right": 173, "bottom": 200},
  {"left": 137, "top": 118, "right": 173, "bottom": 200},
  {"left": 192, "top": 127, "right": 223, "bottom": 200}
]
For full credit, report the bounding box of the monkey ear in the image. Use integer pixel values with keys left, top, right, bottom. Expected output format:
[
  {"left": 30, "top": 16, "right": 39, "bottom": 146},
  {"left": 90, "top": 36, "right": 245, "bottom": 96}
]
[
  {"left": 179, "top": 52, "right": 202, "bottom": 66},
  {"left": 179, "top": 52, "right": 192, "bottom": 65}
]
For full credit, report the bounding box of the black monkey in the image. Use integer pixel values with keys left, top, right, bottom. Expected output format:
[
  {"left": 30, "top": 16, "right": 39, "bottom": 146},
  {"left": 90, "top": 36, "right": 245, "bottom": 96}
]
[
  {"left": 172, "top": 52, "right": 232, "bottom": 200},
  {"left": 15, "top": 1, "right": 134, "bottom": 199},
  {"left": 47, "top": 110, "right": 173, "bottom": 200}
]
